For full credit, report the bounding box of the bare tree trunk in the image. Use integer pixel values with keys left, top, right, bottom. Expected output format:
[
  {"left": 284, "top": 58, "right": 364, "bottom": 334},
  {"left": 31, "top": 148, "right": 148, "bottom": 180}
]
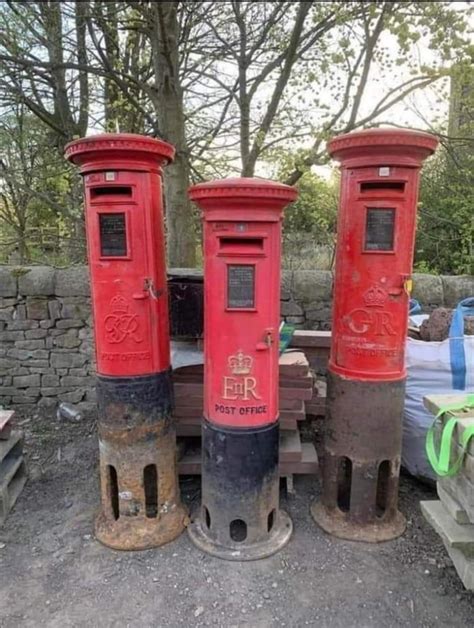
[{"left": 149, "top": 1, "right": 196, "bottom": 267}]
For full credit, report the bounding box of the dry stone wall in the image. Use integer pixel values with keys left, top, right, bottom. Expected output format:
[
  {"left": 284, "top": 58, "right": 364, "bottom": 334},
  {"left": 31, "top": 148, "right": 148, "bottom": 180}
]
[
  {"left": 0, "top": 265, "right": 473, "bottom": 415},
  {"left": 0, "top": 266, "right": 95, "bottom": 416}
]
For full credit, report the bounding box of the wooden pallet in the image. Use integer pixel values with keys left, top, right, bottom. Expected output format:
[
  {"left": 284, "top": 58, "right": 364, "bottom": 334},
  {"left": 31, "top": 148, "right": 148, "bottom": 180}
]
[{"left": 0, "top": 431, "right": 27, "bottom": 527}]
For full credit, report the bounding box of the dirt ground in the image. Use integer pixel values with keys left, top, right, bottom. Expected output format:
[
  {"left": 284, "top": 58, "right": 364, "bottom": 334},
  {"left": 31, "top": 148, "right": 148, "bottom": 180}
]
[{"left": 1, "top": 415, "right": 473, "bottom": 628}]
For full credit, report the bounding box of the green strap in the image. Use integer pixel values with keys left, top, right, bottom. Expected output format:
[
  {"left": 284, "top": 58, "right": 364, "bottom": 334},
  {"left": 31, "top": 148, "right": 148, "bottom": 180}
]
[
  {"left": 425, "top": 394, "right": 474, "bottom": 477},
  {"left": 279, "top": 323, "right": 295, "bottom": 355}
]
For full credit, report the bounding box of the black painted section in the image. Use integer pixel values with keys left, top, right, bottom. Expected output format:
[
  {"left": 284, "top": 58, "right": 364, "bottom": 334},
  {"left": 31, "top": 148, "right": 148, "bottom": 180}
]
[
  {"left": 200, "top": 419, "right": 280, "bottom": 546},
  {"left": 97, "top": 370, "right": 173, "bottom": 428},
  {"left": 203, "top": 420, "right": 278, "bottom": 487}
]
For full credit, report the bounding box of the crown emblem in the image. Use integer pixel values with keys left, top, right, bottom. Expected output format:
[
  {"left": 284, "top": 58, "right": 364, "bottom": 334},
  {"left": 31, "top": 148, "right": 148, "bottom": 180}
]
[
  {"left": 363, "top": 285, "right": 387, "bottom": 308},
  {"left": 110, "top": 295, "right": 129, "bottom": 314},
  {"left": 228, "top": 350, "right": 253, "bottom": 375}
]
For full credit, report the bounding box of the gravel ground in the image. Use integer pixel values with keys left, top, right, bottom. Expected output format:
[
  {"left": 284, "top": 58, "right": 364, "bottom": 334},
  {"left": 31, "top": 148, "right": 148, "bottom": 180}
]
[{"left": 0, "top": 415, "right": 473, "bottom": 628}]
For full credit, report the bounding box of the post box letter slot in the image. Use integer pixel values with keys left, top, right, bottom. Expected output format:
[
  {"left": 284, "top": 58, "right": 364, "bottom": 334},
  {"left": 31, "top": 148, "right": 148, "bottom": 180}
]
[
  {"left": 227, "top": 264, "right": 255, "bottom": 309},
  {"left": 99, "top": 212, "right": 128, "bottom": 257},
  {"left": 364, "top": 208, "right": 395, "bottom": 252},
  {"left": 360, "top": 181, "right": 405, "bottom": 194},
  {"left": 91, "top": 186, "right": 132, "bottom": 200},
  {"left": 219, "top": 237, "right": 264, "bottom": 255}
]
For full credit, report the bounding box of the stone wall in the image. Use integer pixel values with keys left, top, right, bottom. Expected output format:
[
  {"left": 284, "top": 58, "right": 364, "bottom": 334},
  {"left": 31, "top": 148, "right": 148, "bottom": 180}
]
[
  {"left": 1, "top": 265, "right": 473, "bottom": 415},
  {"left": 0, "top": 267, "right": 94, "bottom": 416}
]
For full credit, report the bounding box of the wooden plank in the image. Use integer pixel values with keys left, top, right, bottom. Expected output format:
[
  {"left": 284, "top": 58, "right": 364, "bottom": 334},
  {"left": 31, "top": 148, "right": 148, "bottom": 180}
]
[
  {"left": 174, "top": 383, "right": 204, "bottom": 396},
  {"left": 279, "top": 443, "right": 319, "bottom": 475},
  {"left": 278, "top": 351, "right": 309, "bottom": 377},
  {"left": 280, "top": 430, "right": 302, "bottom": 462},
  {"left": 290, "top": 330, "right": 332, "bottom": 349},
  {"left": 174, "top": 396, "right": 204, "bottom": 408},
  {"left": 279, "top": 374, "right": 313, "bottom": 389},
  {"left": 279, "top": 386, "right": 313, "bottom": 401},
  {"left": 178, "top": 441, "right": 318, "bottom": 476},
  {"left": 305, "top": 396, "right": 326, "bottom": 416},
  {"left": 427, "top": 395, "right": 474, "bottom": 455},
  {"left": 174, "top": 416, "right": 298, "bottom": 432},
  {"left": 0, "top": 411, "right": 14, "bottom": 441}
]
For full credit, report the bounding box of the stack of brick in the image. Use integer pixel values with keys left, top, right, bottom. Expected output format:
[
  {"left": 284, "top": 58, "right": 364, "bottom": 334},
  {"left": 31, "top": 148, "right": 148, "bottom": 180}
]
[
  {"left": 173, "top": 351, "right": 319, "bottom": 475},
  {"left": 421, "top": 394, "right": 474, "bottom": 590},
  {"left": 0, "top": 410, "right": 27, "bottom": 526},
  {"left": 0, "top": 266, "right": 95, "bottom": 415}
]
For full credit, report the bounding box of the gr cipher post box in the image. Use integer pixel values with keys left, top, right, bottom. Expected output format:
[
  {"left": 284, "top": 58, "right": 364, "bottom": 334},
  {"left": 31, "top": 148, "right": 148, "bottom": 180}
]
[
  {"left": 312, "top": 128, "right": 438, "bottom": 543},
  {"left": 65, "top": 133, "right": 187, "bottom": 550}
]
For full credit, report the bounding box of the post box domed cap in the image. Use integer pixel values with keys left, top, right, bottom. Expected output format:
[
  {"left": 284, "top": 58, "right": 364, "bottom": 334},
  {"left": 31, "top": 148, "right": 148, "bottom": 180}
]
[
  {"left": 64, "top": 133, "right": 175, "bottom": 165},
  {"left": 328, "top": 127, "right": 438, "bottom": 164},
  {"left": 188, "top": 177, "right": 297, "bottom": 202}
]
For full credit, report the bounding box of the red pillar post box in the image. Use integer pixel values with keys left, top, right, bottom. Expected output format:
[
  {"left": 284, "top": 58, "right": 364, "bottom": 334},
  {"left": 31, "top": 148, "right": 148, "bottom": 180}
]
[
  {"left": 187, "top": 178, "right": 297, "bottom": 560},
  {"left": 65, "top": 134, "right": 187, "bottom": 550},
  {"left": 312, "top": 128, "right": 438, "bottom": 542}
]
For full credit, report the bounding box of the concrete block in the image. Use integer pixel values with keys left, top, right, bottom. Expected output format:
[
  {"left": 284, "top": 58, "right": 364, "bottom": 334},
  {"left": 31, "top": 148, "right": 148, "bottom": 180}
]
[
  {"left": 421, "top": 500, "right": 474, "bottom": 557},
  {"left": 437, "top": 484, "right": 471, "bottom": 525}
]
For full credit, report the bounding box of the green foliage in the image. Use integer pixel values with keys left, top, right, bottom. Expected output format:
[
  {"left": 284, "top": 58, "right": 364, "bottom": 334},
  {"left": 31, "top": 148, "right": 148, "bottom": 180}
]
[
  {"left": 0, "top": 110, "right": 84, "bottom": 264},
  {"left": 272, "top": 155, "right": 339, "bottom": 269},
  {"left": 283, "top": 171, "right": 338, "bottom": 240},
  {"left": 416, "top": 150, "right": 474, "bottom": 275}
]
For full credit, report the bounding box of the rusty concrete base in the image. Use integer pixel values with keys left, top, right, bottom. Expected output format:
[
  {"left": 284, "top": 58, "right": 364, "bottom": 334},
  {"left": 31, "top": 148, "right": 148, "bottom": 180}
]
[
  {"left": 94, "top": 372, "right": 188, "bottom": 551},
  {"left": 311, "top": 502, "right": 406, "bottom": 543},
  {"left": 95, "top": 504, "right": 188, "bottom": 551},
  {"left": 188, "top": 508, "right": 292, "bottom": 561}
]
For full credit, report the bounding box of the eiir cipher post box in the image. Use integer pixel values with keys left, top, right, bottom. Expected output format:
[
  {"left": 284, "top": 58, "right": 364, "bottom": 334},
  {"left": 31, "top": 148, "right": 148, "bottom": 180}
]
[{"left": 187, "top": 177, "right": 297, "bottom": 560}]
